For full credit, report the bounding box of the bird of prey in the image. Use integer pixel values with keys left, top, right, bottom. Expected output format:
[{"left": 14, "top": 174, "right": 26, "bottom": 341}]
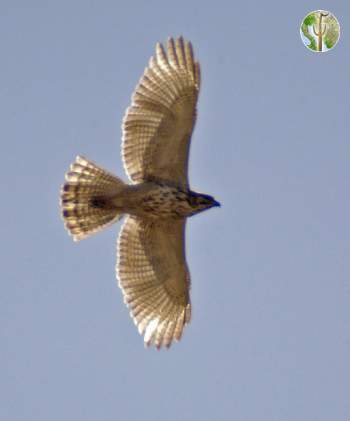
[{"left": 60, "top": 37, "right": 220, "bottom": 348}]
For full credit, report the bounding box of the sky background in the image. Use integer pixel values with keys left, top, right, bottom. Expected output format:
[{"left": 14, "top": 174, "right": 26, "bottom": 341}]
[{"left": 1, "top": 1, "right": 350, "bottom": 420}]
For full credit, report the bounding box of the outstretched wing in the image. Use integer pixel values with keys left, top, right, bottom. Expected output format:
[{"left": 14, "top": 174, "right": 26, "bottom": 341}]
[
  {"left": 122, "top": 37, "right": 200, "bottom": 188},
  {"left": 116, "top": 216, "right": 191, "bottom": 348}
]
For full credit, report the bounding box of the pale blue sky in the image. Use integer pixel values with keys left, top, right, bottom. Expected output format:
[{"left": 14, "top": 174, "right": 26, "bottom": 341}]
[{"left": 1, "top": 1, "right": 350, "bottom": 420}]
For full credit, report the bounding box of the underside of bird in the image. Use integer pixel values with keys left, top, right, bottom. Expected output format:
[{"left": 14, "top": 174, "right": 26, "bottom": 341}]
[{"left": 60, "top": 36, "right": 219, "bottom": 349}]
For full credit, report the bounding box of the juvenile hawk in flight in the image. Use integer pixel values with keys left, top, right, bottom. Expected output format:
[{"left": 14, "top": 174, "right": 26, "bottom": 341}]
[{"left": 61, "top": 37, "right": 220, "bottom": 348}]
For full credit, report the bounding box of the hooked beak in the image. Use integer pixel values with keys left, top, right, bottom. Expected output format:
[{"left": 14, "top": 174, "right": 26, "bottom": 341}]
[{"left": 212, "top": 199, "right": 221, "bottom": 208}]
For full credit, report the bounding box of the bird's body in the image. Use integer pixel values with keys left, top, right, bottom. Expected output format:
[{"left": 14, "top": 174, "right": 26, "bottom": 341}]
[
  {"left": 92, "top": 181, "right": 218, "bottom": 219},
  {"left": 60, "top": 37, "right": 219, "bottom": 348}
]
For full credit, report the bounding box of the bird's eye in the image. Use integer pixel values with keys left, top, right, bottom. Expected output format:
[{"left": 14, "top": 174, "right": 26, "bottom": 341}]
[{"left": 188, "top": 196, "right": 198, "bottom": 207}]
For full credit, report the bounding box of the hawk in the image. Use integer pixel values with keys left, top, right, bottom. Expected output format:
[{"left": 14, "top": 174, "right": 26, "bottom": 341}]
[{"left": 60, "top": 37, "right": 220, "bottom": 348}]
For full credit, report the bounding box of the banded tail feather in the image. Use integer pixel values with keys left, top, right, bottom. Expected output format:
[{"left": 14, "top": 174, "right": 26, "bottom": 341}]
[{"left": 60, "top": 156, "right": 126, "bottom": 241}]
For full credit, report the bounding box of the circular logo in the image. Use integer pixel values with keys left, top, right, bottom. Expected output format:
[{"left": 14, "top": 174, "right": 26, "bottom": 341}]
[{"left": 300, "top": 10, "right": 340, "bottom": 52}]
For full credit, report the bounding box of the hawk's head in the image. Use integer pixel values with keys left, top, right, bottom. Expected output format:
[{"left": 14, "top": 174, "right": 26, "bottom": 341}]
[{"left": 188, "top": 191, "right": 220, "bottom": 214}]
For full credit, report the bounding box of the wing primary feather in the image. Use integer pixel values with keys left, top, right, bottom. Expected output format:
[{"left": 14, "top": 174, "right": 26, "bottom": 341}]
[
  {"left": 153, "top": 296, "right": 174, "bottom": 348},
  {"left": 175, "top": 37, "right": 186, "bottom": 69},
  {"left": 184, "top": 41, "right": 195, "bottom": 77},
  {"left": 174, "top": 308, "right": 186, "bottom": 342},
  {"left": 163, "top": 307, "right": 179, "bottom": 348},
  {"left": 194, "top": 62, "right": 201, "bottom": 89},
  {"left": 155, "top": 42, "right": 169, "bottom": 68},
  {"left": 185, "top": 303, "right": 191, "bottom": 324},
  {"left": 167, "top": 37, "right": 178, "bottom": 67}
]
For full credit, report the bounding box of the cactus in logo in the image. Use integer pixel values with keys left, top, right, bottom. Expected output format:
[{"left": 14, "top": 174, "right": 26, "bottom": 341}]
[{"left": 313, "top": 11, "right": 329, "bottom": 52}]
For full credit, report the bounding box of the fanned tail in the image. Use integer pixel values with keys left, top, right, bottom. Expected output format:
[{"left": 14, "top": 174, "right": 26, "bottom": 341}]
[{"left": 60, "top": 156, "right": 126, "bottom": 241}]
